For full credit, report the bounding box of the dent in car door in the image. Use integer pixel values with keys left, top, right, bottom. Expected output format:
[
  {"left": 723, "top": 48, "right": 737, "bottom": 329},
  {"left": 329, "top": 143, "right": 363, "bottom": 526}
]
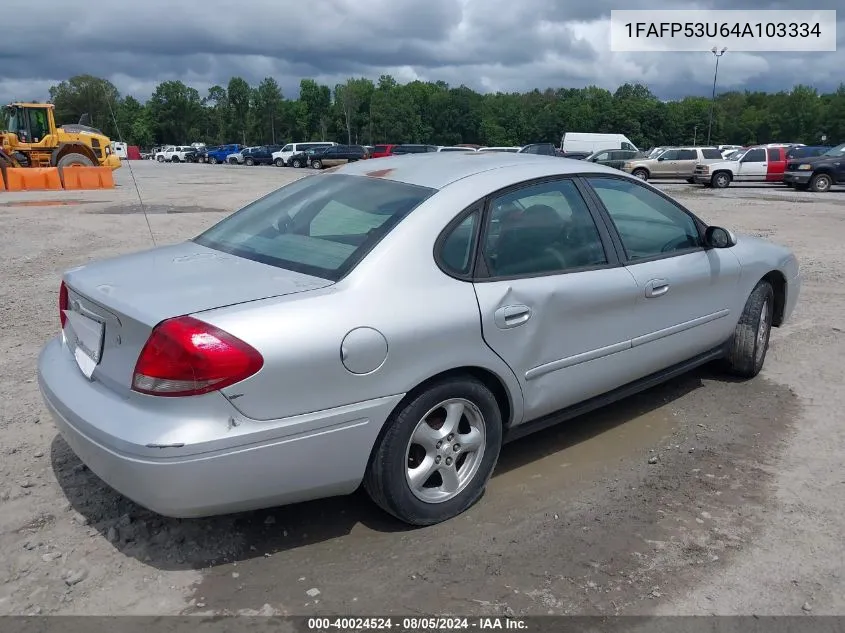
[
  {"left": 469, "top": 178, "right": 642, "bottom": 422},
  {"left": 585, "top": 176, "right": 741, "bottom": 375}
]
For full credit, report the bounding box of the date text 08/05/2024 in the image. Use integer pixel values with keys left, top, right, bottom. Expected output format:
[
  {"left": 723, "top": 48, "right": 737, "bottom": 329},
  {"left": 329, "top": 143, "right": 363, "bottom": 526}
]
[{"left": 306, "top": 616, "right": 528, "bottom": 631}]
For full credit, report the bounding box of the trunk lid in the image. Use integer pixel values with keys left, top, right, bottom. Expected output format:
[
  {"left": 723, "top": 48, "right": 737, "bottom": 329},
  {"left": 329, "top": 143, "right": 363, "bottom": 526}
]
[{"left": 61, "top": 241, "right": 332, "bottom": 394}]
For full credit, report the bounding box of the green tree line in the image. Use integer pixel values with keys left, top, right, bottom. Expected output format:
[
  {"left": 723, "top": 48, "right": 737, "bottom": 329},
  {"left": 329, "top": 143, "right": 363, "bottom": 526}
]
[{"left": 46, "top": 74, "right": 845, "bottom": 150}]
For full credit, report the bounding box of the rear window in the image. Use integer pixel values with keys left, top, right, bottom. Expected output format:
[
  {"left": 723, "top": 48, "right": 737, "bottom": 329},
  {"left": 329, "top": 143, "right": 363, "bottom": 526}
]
[
  {"left": 194, "top": 174, "right": 436, "bottom": 281},
  {"left": 701, "top": 149, "right": 722, "bottom": 159}
]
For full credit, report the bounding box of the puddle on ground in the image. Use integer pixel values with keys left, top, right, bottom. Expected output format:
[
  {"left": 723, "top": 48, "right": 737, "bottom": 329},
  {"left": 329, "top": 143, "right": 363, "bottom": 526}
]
[
  {"left": 491, "top": 401, "right": 676, "bottom": 495},
  {"left": 93, "top": 204, "right": 230, "bottom": 215},
  {"left": 0, "top": 200, "right": 87, "bottom": 207}
]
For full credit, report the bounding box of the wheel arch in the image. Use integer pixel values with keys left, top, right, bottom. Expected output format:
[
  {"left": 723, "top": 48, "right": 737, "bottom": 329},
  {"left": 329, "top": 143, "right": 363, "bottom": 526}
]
[
  {"left": 50, "top": 143, "right": 97, "bottom": 166},
  {"left": 762, "top": 270, "right": 787, "bottom": 327},
  {"left": 365, "top": 365, "right": 517, "bottom": 469}
]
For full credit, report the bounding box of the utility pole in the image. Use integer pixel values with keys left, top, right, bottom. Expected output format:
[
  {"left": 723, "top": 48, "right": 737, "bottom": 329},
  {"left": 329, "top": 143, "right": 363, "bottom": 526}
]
[
  {"left": 693, "top": 125, "right": 698, "bottom": 146},
  {"left": 706, "top": 47, "right": 727, "bottom": 146}
]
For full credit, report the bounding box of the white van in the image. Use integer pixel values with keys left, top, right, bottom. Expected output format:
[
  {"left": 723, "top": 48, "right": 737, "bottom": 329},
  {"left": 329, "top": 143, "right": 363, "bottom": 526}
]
[
  {"left": 110, "top": 141, "right": 128, "bottom": 159},
  {"left": 273, "top": 142, "right": 337, "bottom": 166},
  {"left": 561, "top": 133, "right": 638, "bottom": 154}
]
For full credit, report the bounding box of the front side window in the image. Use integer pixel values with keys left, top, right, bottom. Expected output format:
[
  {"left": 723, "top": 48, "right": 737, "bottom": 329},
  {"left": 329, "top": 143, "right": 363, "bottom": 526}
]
[
  {"left": 586, "top": 177, "right": 701, "bottom": 260},
  {"left": 743, "top": 148, "right": 766, "bottom": 162},
  {"left": 194, "top": 174, "right": 435, "bottom": 281},
  {"left": 481, "top": 179, "right": 608, "bottom": 277},
  {"left": 659, "top": 149, "right": 679, "bottom": 160}
]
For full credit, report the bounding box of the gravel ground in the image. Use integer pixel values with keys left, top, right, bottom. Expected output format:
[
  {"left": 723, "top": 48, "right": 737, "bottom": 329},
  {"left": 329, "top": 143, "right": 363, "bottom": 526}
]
[{"left": 0, "top": 161, "right": 843, "bottom": 616}]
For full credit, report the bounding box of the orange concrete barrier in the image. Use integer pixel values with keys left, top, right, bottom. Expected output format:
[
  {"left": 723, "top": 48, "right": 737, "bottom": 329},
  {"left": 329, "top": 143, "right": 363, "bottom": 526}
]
[
  {"left": 3, "top": 167, "right": 62, "bottom": 192},
  {"left": 60, "top": 166, "right": 115, "bottom": 190}
]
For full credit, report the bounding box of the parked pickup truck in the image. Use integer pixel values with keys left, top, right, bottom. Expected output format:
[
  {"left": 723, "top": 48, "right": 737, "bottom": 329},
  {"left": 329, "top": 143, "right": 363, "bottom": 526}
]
[
  {"left": 782, "top": 143, "right": 845, "bottom": 192},
  {"left": 692, "top": 145, "right": 788, "bottom": 188},
  {"left": 204, "top": 144, "right": 242, "bottom": 164}
]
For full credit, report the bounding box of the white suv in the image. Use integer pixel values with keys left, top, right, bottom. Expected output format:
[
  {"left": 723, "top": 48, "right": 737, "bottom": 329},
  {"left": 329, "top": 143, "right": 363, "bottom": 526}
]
[
  {"left": 155, "top": 146, "right": 194, "bottom": 163},
  {"left": 272, "top": 142, "right": 336, "bottom": 166}
]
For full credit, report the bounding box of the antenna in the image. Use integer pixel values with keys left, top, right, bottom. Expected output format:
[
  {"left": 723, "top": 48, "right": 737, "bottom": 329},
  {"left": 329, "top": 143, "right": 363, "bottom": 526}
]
[{"left": 100, "top": 85, "right": 156, "bottom": 247}]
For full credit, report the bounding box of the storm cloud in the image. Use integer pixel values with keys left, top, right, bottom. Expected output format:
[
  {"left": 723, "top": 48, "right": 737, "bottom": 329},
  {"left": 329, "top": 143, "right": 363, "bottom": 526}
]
[{"left": 0, "top": 0, "right": 841, "bottom": 103}]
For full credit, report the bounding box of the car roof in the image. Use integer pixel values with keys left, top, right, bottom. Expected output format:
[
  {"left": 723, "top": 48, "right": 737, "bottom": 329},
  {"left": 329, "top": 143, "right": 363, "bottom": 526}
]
[{"left": 335, "top": 152, "right": 620, "bottom": 189}]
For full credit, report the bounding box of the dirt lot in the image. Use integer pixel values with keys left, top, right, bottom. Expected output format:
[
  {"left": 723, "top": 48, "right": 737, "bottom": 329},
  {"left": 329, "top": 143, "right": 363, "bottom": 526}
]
[{"left": 1, "top": 161, "right": 844, "bottom": 616}]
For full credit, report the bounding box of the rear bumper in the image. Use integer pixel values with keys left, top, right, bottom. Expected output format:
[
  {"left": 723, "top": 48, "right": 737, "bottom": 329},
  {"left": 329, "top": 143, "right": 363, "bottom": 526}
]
[
  {"left": 38, "top": 336, "right": 403, "bottom": 517},
  {"left": 692, "top": 173, "right": 710, "bottom": 183},
  {"left": 783, "top": 171, "right": 812, "bottom": 185}
]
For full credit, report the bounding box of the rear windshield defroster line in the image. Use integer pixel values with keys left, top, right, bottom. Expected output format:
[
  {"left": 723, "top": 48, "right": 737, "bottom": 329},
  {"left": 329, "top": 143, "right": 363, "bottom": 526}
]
[{"left": 193, "top": 174, "right": 436, "bottom": 282}]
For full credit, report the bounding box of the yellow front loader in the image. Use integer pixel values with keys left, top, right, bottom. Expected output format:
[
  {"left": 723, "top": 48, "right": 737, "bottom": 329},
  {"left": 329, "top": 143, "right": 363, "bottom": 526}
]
[{"left": 0, "top": 103, "right": 121, "bottom": 170}]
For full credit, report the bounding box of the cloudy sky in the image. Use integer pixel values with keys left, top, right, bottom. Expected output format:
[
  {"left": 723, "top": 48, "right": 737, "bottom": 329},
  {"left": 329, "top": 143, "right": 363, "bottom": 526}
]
[{"left": 0, "top": 0, "right": 841, "bottom": 104}]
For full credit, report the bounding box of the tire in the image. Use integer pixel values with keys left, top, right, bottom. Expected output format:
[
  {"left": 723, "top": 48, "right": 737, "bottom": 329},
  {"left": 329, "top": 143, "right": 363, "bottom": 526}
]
[
  {"left": 686, "top": 177, "right": 695, "bottom": 184},
  {"left": 171, "top": 156, "right": 180, "bottom": 163},
  {"left": 274, "top": 158, "right": 284, "bottom": 167},
  {"left": 244, "top": 157, "right": 254, "bottom": 166},
  {"left": 809, "top": 173, "right": 832, "bottom": 193},
  {"left": 156, "top": 155, "right": 165, "bottom": 163},
  {"left": 364, "top": 376, "right": 503, "bottom": 526},
  {"left": 291, "top": 158, "right": 302, "bottom": 168},
  {"left": 784, "top": 182, "right": 794, "bottom": 188},
  {"left": 56, "top": 153, "right": 95, "bottom": 168},
  {"left": 632, "top": 168, "right": 648, "bottom": 181},
  {"left": 311, "top": 159, "right": 323, "bottom": 170},
  {"left": 723, "top": 280, "right": 775, "bottom": 379},
  {"left": 711, "top": 171, "right": 731, "bottom": 188},
  {"left": 209, "top": 156, "right": 218, "bottom": 165}
]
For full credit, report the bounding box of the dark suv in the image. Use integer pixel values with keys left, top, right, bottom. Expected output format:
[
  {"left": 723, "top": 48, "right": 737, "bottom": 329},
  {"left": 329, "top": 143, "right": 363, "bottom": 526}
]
[
  {"left": 309, "top": 145, "right": 369, "bottom": 169},
  {"left": 391, "top": 144, "right": 438, "bottom": 155},
  {"left": 242, "top": 145, "right": 283, "bottom": 166},
  {"left": 518, "top": 143, "right": 557, "bottom": 156}
]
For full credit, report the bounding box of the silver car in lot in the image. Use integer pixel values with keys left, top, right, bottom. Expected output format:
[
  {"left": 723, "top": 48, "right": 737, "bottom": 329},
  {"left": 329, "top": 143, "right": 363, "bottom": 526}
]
[{"left": 38, "top": 153, "right": 801, "bottom": 525}]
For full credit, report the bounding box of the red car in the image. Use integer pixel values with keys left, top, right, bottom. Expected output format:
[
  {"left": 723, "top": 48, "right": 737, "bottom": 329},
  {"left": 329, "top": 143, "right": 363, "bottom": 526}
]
[{"left": 371, "top": 144, "right": 397, "bottom": 158}]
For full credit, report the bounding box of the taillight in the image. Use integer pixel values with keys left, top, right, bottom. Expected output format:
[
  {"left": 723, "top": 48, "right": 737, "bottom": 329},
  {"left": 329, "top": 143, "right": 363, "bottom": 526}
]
[
  {"left": 59, "top": 281, "right": 69, "bottom": 329},
  {"left": 132, "top": 316, "right": 263, "bottom": 397}
]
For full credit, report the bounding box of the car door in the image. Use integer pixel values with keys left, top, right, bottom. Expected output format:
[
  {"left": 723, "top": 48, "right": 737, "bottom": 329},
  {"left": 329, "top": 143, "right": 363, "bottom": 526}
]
[
  {"left": 320, "top": 146, "right": 341, "bottom": 166},
  {"left": 653, "top": 149, "right": 679, "bottom": 176},
  {"left": 675, "top": 149, "right": 698, "bottom": 177},
  {"left": 735, "top": 148, "right": 767, "bottom": 181},
  {"left": 591, "top": 151, "right": 611, "bottom": 166},
  {"left": 766, "top": 147, "right": 785, "bottom": 181},
  {"left": 583, "top": 175, "right": 742, "bottom": 375},
  {"left": 467, "top": 177, "right": 644, "bottom": 422}
]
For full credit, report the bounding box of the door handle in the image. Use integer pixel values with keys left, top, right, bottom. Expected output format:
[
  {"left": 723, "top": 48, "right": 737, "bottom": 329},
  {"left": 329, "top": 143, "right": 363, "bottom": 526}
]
[
  {"left": 645, "top": 279, "right": 669, "bottom": 298},
  {"left": 494, "top": 305, "right": 531, "bottom": 329}
]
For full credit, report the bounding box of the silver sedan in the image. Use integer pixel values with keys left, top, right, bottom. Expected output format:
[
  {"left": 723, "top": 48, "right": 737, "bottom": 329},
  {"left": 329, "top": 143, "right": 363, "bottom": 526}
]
[{"left": 38, "top": 152, "right": 801, "bottom": 525}]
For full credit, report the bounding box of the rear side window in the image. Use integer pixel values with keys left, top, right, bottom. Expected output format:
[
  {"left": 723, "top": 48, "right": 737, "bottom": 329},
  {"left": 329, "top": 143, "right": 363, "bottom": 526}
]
[
  {"left": 701, "top": 149, "right": 722, "bottom": 159},
  {"left": 767, "top": 148, "right": 783, "bottom": 161},
  {"left": 677, "top": 150, "right": 697, "bottom": 160},
  {"left": 373, "top": 145, "right": 388, "bottom": 153},
  {"left": 440, "top": 211, "right": 479, "bottom": 275},
  {"left": 194, "top": 174, "right": 436, "bottom": 281}
]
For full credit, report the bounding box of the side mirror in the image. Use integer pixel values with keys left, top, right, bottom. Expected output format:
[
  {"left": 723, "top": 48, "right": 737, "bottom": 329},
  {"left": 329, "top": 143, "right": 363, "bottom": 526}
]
[
  {"left": 704, "top": 226, "right": 737, "bottom": 248},
  {"left": 657, "top": 156, "right": 665, "bottom": 161}
]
